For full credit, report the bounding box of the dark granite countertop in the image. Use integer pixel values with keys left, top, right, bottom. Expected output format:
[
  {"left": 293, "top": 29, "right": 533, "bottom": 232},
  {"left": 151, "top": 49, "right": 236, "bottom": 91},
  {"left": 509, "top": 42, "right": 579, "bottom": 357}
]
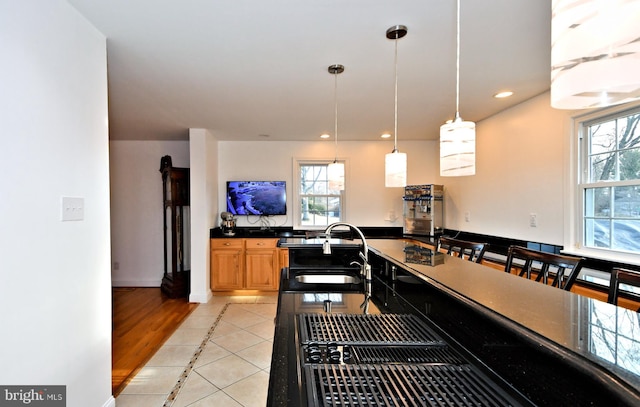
[
  {"left": 267, "top": 238, "right": 640, "bottom": 406},
  {"left": 209, "top": 226, "right": 298, "bottom": 238},
  {"left": 209, "top": 226, "right": 404, "bottom": 239}
]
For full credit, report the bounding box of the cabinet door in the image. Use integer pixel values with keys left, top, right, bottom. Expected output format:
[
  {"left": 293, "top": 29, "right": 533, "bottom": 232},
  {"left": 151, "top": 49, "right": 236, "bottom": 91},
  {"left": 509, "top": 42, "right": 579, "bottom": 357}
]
[
  {"left": 245, "top": 249, "right": 278, "bottom": 290},
  {"left": 211, "top": 249, "right": 243, "bottom": 290}
]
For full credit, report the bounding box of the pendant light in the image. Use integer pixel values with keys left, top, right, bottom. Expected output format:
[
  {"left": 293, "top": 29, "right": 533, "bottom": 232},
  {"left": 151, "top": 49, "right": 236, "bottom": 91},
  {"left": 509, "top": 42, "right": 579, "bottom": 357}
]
[
  {"left": 327, "top": 64, "right": 345, "bottom": 191},
  {"left": 385, "top": 25, "right": 408, "bottom": 188},
  {"left": 440, "top": 0, "right": 476, "bottom": 177},
  {"left": 551, "top": 0, "right": 640, "bottom": 109}
]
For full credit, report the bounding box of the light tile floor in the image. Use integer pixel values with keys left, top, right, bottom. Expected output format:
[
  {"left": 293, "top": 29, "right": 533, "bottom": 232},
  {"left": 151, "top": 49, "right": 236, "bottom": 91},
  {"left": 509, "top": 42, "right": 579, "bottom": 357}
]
[{"left": 116, "top": 294, "right": 278, "bottom": 407}]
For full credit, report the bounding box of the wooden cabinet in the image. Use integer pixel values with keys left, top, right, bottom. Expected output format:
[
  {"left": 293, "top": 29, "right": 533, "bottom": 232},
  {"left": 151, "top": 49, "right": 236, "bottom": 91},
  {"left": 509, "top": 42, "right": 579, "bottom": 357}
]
[
  {"left": 210, "top": 238, "right": 281, "bottom": 291},
  {"left": 245, "top": 239, "right": 278, "bottom": 290},
  {"left": 210, "top": 238, "right": 244, "bottom": 290}
]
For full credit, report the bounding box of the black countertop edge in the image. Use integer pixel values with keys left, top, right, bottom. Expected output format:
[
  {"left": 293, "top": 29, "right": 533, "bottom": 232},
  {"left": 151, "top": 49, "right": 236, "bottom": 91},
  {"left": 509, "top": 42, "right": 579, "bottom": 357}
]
[{"left": 209, "top": 226, "right": 403, "bottom": 239}]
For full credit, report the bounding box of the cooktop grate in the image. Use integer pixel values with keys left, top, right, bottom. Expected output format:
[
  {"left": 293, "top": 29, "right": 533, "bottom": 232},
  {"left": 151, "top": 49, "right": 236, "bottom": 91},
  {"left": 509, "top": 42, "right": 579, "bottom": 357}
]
[
  {"left": 350, "top": 345, "right": 464, "bottom": 365},
  {"left": 298, "top": 313, "right": 443, "bottom": 345},
  {"left": 305, "top": 364, "right": 523, "bottom": 407}
]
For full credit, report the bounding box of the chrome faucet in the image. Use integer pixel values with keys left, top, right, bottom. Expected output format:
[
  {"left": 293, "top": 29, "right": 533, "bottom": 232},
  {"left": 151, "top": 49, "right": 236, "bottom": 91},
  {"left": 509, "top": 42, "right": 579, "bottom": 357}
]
[{"left": 323, "top": 222, "right": 372, "bottom": 313}]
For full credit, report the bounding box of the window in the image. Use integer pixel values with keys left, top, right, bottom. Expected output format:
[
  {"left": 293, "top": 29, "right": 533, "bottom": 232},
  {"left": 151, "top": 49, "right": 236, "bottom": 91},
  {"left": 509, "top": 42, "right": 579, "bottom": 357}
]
[
  {"left": 295, "top": 160, "right": 344, "bottom": 228},
  {"left": 580, "top": 107, "right": 640, "bottom": 254}
]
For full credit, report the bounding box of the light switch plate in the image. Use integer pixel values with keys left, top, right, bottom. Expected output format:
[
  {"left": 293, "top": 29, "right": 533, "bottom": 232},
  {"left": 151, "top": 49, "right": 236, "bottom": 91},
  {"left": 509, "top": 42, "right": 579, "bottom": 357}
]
[{"left": 61, "top": 197, "right": 84, "bottom": 221}]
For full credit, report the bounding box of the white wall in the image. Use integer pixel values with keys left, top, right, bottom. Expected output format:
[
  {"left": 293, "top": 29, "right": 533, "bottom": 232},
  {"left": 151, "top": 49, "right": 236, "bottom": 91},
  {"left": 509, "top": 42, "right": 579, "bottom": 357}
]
[
  {"left": 437, "top": 92, "right": 572, "bottom": 245},
  {"left": 0, "top": 1, "right": 113, "bottom": 406},
  {"left": 217, "top": 140, "right": 438, "bottom": 228},
  {"left": 188, "top": 129, "right": 218, "bottom": 303},
  {"left": 110, "top": 140, "right": 189, "bottom": 286}
]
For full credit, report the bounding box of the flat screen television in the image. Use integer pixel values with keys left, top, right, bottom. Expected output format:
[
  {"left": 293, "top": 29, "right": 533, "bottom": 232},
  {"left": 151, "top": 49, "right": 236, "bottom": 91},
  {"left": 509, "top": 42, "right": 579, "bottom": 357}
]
[{"left": 226, "top": 181, "right": 287, "bottom": 216}]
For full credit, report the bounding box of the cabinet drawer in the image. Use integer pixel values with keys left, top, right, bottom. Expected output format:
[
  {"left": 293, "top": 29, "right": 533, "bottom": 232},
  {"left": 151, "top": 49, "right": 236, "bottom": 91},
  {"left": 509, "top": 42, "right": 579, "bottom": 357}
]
[
  {"left": 211, "top": 238, "right": 244, "bottom": 249},
  {"left": 245, "top": 238, "right": 278, "bottom": 249}
]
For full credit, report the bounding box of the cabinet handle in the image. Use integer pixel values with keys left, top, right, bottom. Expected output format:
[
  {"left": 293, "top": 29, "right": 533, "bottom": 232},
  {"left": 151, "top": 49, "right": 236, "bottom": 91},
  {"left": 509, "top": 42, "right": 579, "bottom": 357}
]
[
  {"left": 224, "top": 242, "right": 231, "bottom": 246},
  {"left": 257, "top": 242, "right": 264, "bottom": 246}
]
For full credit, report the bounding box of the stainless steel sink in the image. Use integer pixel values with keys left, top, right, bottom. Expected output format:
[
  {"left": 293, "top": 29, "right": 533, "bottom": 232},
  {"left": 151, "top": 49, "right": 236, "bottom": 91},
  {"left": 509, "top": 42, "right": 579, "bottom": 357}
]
[{"left": 294, "top": 274, "right": 360, "bottom": 284}]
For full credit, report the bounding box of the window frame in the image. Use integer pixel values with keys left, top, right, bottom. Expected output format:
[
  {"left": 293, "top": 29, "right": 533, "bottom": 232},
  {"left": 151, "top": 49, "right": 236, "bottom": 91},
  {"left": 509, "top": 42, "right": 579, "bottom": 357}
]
[
  {"left": 293, "top": 158, "right": 346, "bottom": 230},
  {"left": 566, "top": 101, "right": 640, "bottom": 266}
]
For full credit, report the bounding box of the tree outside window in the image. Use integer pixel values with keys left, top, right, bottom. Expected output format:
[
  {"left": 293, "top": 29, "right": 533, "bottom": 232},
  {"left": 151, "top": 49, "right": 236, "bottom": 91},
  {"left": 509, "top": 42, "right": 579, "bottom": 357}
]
[
  {"left": 299, "top": 163, "right": 342, "bottom": 227},
  {"left": 583, "top": 111, "right": 640, "bottom": 252}
]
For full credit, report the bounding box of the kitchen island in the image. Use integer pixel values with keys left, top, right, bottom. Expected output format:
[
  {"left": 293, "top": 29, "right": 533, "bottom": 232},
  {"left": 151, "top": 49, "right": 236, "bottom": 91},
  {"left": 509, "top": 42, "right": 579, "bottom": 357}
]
[{"left": 268, "top": 238, "right": 640, "bottom": 406}]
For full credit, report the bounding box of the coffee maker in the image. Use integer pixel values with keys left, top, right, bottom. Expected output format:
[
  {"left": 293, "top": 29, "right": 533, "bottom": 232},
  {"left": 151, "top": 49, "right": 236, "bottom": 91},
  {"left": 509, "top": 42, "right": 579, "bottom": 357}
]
[{"left": 220, "top": 212, "right": 236, "bottom": 236}]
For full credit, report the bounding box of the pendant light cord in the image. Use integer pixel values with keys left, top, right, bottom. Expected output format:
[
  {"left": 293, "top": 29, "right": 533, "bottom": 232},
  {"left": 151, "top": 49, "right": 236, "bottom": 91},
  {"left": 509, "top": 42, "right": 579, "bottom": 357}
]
[
  {"left": 334, "top": 69, "right": 339, "bottom": 162},
  {"left": 393, "top": 35, "right": 399, "bottom": 152},
  {"left": 455, "top": 0, "right": 461, "bottom": 121}
]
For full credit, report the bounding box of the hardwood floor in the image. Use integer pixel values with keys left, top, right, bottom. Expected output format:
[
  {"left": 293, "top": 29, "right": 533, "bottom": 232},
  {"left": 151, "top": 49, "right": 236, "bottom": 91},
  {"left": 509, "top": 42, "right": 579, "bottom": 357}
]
[{"left": 111, "top": 287, "right": 198, "bottom": 396}]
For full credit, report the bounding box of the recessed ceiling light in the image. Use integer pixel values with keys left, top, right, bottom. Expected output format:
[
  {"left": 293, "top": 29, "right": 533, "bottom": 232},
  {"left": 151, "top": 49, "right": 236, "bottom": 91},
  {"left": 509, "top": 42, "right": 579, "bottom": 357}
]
[
  {"left": 320, "top": 133, "right": 331, "bottom": 139},
  {"left": 380, "top": 133, "right": 391, "bottom": 139},
  {"left": 494, "top": 91, "right": 514, "bottom": 98}
]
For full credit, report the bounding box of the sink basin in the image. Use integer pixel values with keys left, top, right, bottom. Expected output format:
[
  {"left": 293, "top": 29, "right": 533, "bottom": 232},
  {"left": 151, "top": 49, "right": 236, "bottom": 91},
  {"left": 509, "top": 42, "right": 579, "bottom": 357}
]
[{"left": 294, "top": 274, "right": 361, "bottom": 285}]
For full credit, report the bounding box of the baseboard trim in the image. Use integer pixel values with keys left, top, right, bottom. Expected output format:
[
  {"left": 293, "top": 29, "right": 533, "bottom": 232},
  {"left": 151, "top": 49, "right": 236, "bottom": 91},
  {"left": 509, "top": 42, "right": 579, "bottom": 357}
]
[
  {"left": 189, "top": 290, "right": 213, "bottom": 303},
  {"left": 102, "top": 395, "right": 116, "bottom": 407}
]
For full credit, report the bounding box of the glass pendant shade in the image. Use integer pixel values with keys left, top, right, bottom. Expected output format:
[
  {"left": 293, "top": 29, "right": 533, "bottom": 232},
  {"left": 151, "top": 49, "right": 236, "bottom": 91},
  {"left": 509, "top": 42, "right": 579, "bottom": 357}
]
[
  {"left": 385, "top": 150, "right": 407, "bottom": 187},
  {"left": 439, "top": 0, "right": 476, "bottom": 177},
  {"left": 440, "top": 118, "right": 476, "bottom": 177},
  {"left": 327, "top": 161, "right": 345, "bottom": 191},
  {"left": 551, "top": 0, "right": 640, "bottom": 109}
]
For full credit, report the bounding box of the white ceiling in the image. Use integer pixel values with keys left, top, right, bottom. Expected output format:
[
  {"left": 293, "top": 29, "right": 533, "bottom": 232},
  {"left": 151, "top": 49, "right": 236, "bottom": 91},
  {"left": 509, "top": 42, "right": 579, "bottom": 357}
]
[{"left": 68, "top": 0, "right": 552, "bottom": 142}]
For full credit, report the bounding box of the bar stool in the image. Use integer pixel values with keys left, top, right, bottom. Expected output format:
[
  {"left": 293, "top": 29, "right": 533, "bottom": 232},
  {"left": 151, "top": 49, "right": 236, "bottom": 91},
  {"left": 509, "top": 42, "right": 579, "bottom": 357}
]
[
  {"left": 607, "top": 267, "right": 640, "bottom": 308},
  {"left": 504, "top": 245, "right": 584, "bottom": 290},
  {"left": 437, "top": 236, "right": 489, "bottom": 263}
]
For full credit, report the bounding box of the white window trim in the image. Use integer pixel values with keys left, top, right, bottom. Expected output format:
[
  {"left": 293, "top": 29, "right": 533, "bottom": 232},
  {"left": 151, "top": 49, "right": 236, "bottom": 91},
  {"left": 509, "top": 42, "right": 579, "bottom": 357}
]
[
  {"left": 292, "top": 157, "right": 348, "bottom": 230},
  {"left": 564, "top": 101, "right": 640, "bottom": 267}
]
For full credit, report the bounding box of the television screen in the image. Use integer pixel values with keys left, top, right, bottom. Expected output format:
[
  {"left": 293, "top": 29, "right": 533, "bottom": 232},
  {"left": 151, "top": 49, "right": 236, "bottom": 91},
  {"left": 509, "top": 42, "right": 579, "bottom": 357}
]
[{"left": 226, "top": 181, "right": 287, "bottom": 216}]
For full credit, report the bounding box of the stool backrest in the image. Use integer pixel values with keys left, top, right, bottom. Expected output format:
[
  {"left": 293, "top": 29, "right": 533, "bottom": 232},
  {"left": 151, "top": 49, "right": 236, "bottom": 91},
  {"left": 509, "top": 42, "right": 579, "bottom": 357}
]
[
  {"left": 438, "top": 236, "right": 489, "bottom": 263},
  {"left": 607, "top": 267, "right": 640, "bottom": 307},
  {"left": 504, "top": 245, "right": 583, "bottom": 290}
]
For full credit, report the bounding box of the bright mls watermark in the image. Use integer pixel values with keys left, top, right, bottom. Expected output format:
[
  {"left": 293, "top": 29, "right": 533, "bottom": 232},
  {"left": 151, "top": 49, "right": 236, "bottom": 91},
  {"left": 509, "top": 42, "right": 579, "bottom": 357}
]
[{"left": 0, "top": 386, "right": 65, "bottom": 406}]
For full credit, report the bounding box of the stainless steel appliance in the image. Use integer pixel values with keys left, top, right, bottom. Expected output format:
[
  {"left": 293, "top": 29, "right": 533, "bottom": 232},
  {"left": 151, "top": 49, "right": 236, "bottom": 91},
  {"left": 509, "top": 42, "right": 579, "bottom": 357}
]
[
  {"left": 220, "top": 211, "right": 236, "bottom": 236},
  {"left": 403, "top": 184, "right": 444, "bottom": 236}
]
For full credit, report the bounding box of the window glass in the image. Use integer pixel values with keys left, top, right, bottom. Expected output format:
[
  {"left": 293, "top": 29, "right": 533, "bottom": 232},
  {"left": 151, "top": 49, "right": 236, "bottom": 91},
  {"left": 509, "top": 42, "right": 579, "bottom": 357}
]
[
  {"left": 581, "top": 110, "right": 640, "bottom": 253},
  {"left": 298, "top": 162, "right": 343, "bottom": 227}
]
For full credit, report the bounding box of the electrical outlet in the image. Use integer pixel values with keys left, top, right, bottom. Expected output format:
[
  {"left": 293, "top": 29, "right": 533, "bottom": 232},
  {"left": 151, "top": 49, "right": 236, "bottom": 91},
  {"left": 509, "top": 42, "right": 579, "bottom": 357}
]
[
  {"left": 113, "top": 262, "right": 120, "bottom": 270},
  {"left": 465, "top": 211, "right": 470, "bottom": 222},
  {"left": 529, "top": 213, "right": 537, "bottom": 227}
]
